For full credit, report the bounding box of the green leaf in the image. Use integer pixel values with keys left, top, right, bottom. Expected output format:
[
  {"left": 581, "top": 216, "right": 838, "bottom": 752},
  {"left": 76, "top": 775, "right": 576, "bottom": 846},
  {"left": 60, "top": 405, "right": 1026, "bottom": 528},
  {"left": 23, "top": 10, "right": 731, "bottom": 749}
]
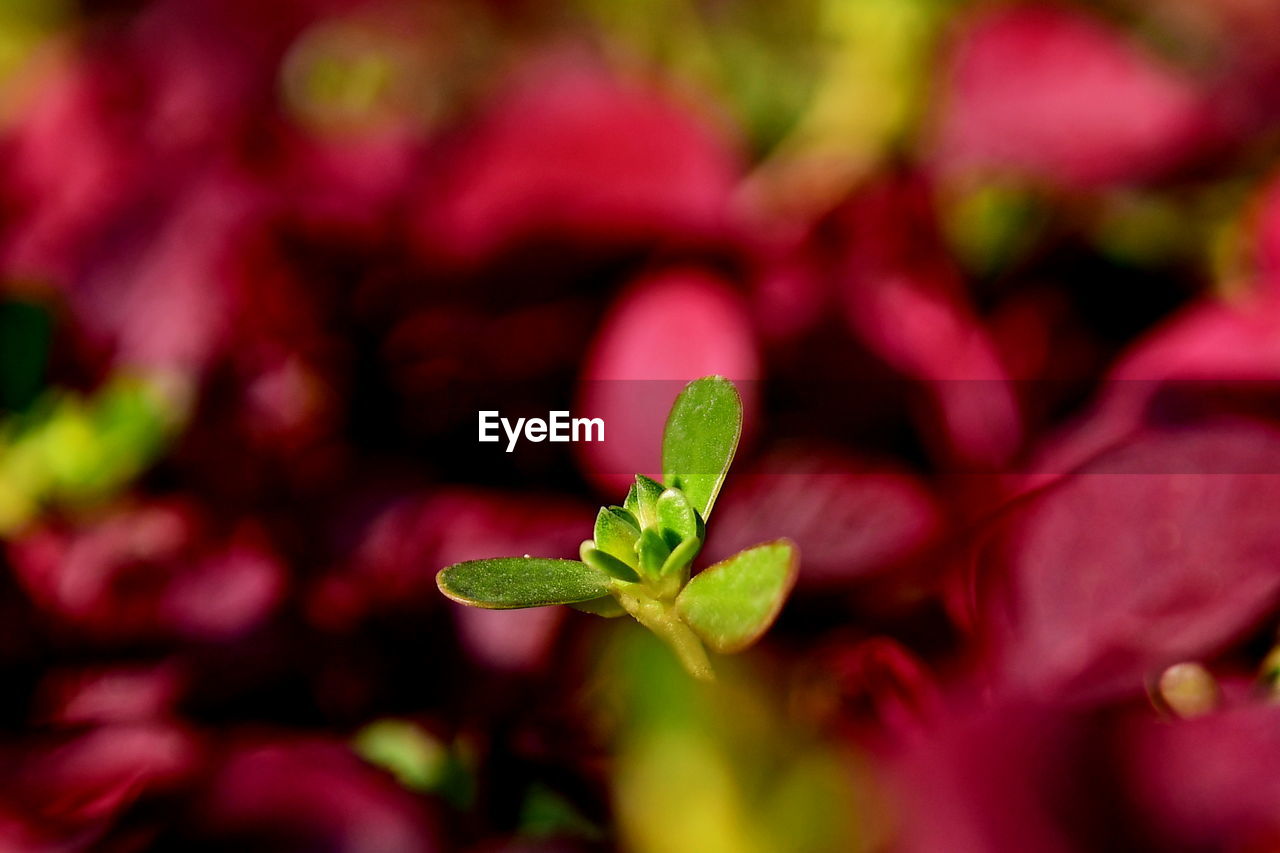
[
  {"left": 625, "top": 474, "right": 666, "bottom": 529},
  {"left": 437, "top": 558, "right": 610, "bottom": 609},
  {"left": 661, "top": 376, "right": 743, "bottom": 520},
  {"left": 594, "top": 507, "right": 640, "bottom": 565},
  {"left": 675, "top": 540, "right": 798, "bottom": 653},
  {"left": 660, "top": 535, "right": 702, "bottom": 577},
  {"left": 519, "top": 782, "right": 604, "bottom": 841},
  {"left": 637, "top": 527, "right": 671, "bottom": 576},
  {"left": 580, "top": 541, "right": 641, "bottom": 584},
  {"left": 571, "top": 596, "right": 627, "bottom": 618},
  {"left": 352, "top": 719, "right": 445, "bottom": 793},
  {"left": 657, "top": 488, "right": 698, "bottom": 548}
]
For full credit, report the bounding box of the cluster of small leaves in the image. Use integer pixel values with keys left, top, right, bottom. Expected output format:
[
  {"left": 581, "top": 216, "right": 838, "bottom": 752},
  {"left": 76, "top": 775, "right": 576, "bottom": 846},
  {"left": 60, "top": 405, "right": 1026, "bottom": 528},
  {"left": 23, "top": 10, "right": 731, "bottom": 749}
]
[{"left": 437, "top": 376, "right": 797, "bottom": 679}]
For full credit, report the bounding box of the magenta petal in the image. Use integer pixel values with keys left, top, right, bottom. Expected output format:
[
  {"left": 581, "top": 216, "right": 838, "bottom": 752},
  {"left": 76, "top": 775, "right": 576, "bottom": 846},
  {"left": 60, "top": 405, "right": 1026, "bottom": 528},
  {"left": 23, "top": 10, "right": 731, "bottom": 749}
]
[
  {"left": 977, "top": 421, "right": 1280, "bottom": 703},
  {"left": 704, "top": 448, "right": 942, "bottom": 589},
  {"left": 933, "top": 6, "right": 1211, "bottom": 187},
  {"left": 1021, "top": 294, "right": 1280, "bottom": 493},
  {"left": 413, "top": 58, "right": 740, "bottom": 261},
  {"left": 36, "top": 662, "right": 185, "bottom": 726},
  {"left": 816, "top": 637, "right": 944, "bottom": 743},
  {"left": 201, "top": 740, "right": 438, "bottom": 852},
  {"left": 888, "top": 704, "right": 1105, "bottom": 853},
  {"left": 160, "top": 536, "right": 285, "bottom": 641},
  {"left": 1128, "top": 704, "right": 1280, "bottom": 848},
  {"left": 576, "top": 269, "right": 759, "bottom": 494},
  {"left": 16, "top": 723, "right": 198, "bottom": 828},
  {"left": 8, "top": 504, "right": 285, "bottom": 643},
  {"left": 455, "top": 605, "right": 565, "bottom": 673},
  {"left": 832, "top": 176, "right": 1022, "bottom": 468}
]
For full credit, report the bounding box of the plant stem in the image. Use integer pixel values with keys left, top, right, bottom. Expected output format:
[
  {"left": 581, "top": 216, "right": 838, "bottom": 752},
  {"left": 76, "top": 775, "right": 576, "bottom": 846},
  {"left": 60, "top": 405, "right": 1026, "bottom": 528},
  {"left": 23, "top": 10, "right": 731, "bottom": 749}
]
[
  {"left": 618, "top": 593, "right": 715, "bottom": 681},
  {"left": 652, "top": 614, "right": 715, "bottom": 681}
]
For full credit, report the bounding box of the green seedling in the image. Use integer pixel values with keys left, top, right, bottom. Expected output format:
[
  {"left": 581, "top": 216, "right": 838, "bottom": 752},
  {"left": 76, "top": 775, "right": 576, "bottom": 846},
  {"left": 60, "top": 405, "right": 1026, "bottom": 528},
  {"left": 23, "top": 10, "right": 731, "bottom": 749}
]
[{"left": 436, "top": 376, "right": 798, "bottom": 680}]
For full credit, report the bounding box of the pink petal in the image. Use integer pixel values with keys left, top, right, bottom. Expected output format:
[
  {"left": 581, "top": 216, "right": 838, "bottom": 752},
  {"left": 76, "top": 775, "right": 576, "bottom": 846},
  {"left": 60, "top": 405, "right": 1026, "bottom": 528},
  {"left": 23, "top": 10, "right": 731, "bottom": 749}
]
[
  {"left": 576, "top": 269, "right": 760, "bottom": 494},
  {"left": 412, "top": 58, "right": 739, "bottom": 261},
  {"left": 704, "top": 448, "right": 942, "bottom": 589},
  {"left": 976, "top": 421, "right": 1280, "bottom": 703},
  {"left": 932, "top": 6, "right": 1211, "bottom": 187}
]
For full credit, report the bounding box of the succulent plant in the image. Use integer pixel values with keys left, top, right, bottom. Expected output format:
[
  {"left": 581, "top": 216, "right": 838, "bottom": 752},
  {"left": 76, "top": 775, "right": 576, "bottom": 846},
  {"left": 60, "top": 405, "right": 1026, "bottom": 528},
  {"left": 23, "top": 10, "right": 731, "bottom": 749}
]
[{"left": 437, "top": 376, "right": 797, "bottom": 679}]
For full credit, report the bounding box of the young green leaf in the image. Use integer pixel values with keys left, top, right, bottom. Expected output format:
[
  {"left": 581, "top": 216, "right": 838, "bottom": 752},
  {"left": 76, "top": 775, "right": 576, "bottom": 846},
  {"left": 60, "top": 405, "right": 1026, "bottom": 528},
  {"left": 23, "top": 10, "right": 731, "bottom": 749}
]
[
  {"left": 637, "top": 527, "right": 671, "bottom": 576},
  {"left": 660, "top": 535, "right": 702, "bottom": 577},
  {"left": 656, "top": 488, "right": 698, "bottom": 548},
  {"left": 625, "top": 474, "right": 666, "bottom": 529},
  {"left": 437, "top": 558, "right": 610, "bottom": 609},
  {"left": 593, "top": 507, "right": 640, "bottom": 565},
  {"left": 580, "top": 541, "right": 642, "bottom": 584},
  {"left": 675, "top": 539, "right": 798, "bottom": 653},
  {"left": 661, "top": 376, "right": 743, "bottom": 520}
]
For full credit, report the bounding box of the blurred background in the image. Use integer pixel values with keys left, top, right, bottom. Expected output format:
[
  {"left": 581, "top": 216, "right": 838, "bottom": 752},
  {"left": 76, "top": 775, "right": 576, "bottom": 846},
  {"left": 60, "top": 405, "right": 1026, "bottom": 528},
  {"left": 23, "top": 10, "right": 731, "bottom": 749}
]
[{"left": 6, "top": 0, "right": 1280, "bottom": 849}]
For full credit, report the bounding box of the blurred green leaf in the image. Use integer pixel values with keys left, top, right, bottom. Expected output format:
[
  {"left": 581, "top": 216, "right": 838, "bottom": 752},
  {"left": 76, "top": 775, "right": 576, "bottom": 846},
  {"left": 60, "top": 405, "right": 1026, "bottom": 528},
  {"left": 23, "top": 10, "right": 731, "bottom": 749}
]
[
  {"left": 43, "top": 377, "right": 174, "bottom": 502},
  {"left": 605, "top": 627, "right": 867, "bottom": 853},
  {"left": 749, "top": 0, "right": 945, "bottom": 211},
  {"left": 577, "top": 0, "right": 822, "bottom": 154},
  {"left": 0, "top": 0, "right": 71, "bottom": 84},
  {"left": 621, "top": 726, "right": 761, "bottom": 853},
  {"left": 0, "top": 374, "right": 177, "bottom": 533},
  {"left": 0, "top": 300, "right": 51, "bottom": 413},
  {"left": 518, "top": 783, "right": 604, "bottom": 841},
  {"left": 677, "top": 540, "right": 798, "bottom": 653},
  {"left": 662, "top": 376, "right": 742, "bottom": 520},
  {"left": 1092, "top": 191, "right": 1196, "bottom": 267},
  {"left": 760, "top": 752, "right": 865, "bottom": 853},
  {"left": 944, "top": 182, "right": 1049, "bottom": 276},
  {"left": 353, "top": 719, "right": 445, "bottom": 793},
  {"left": 436, "top": 558, "right": 610, "bottom": 609}
]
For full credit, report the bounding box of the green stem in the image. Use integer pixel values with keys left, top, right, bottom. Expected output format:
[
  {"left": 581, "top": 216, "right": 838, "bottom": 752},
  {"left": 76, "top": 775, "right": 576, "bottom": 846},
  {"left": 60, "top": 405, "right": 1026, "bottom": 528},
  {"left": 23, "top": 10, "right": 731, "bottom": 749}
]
[
  {"left": 651, "top": 613, "right": 715, "bottom": 681},
  {"left": 618, "top": 593, "right": 715, "bottom": 681}
]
